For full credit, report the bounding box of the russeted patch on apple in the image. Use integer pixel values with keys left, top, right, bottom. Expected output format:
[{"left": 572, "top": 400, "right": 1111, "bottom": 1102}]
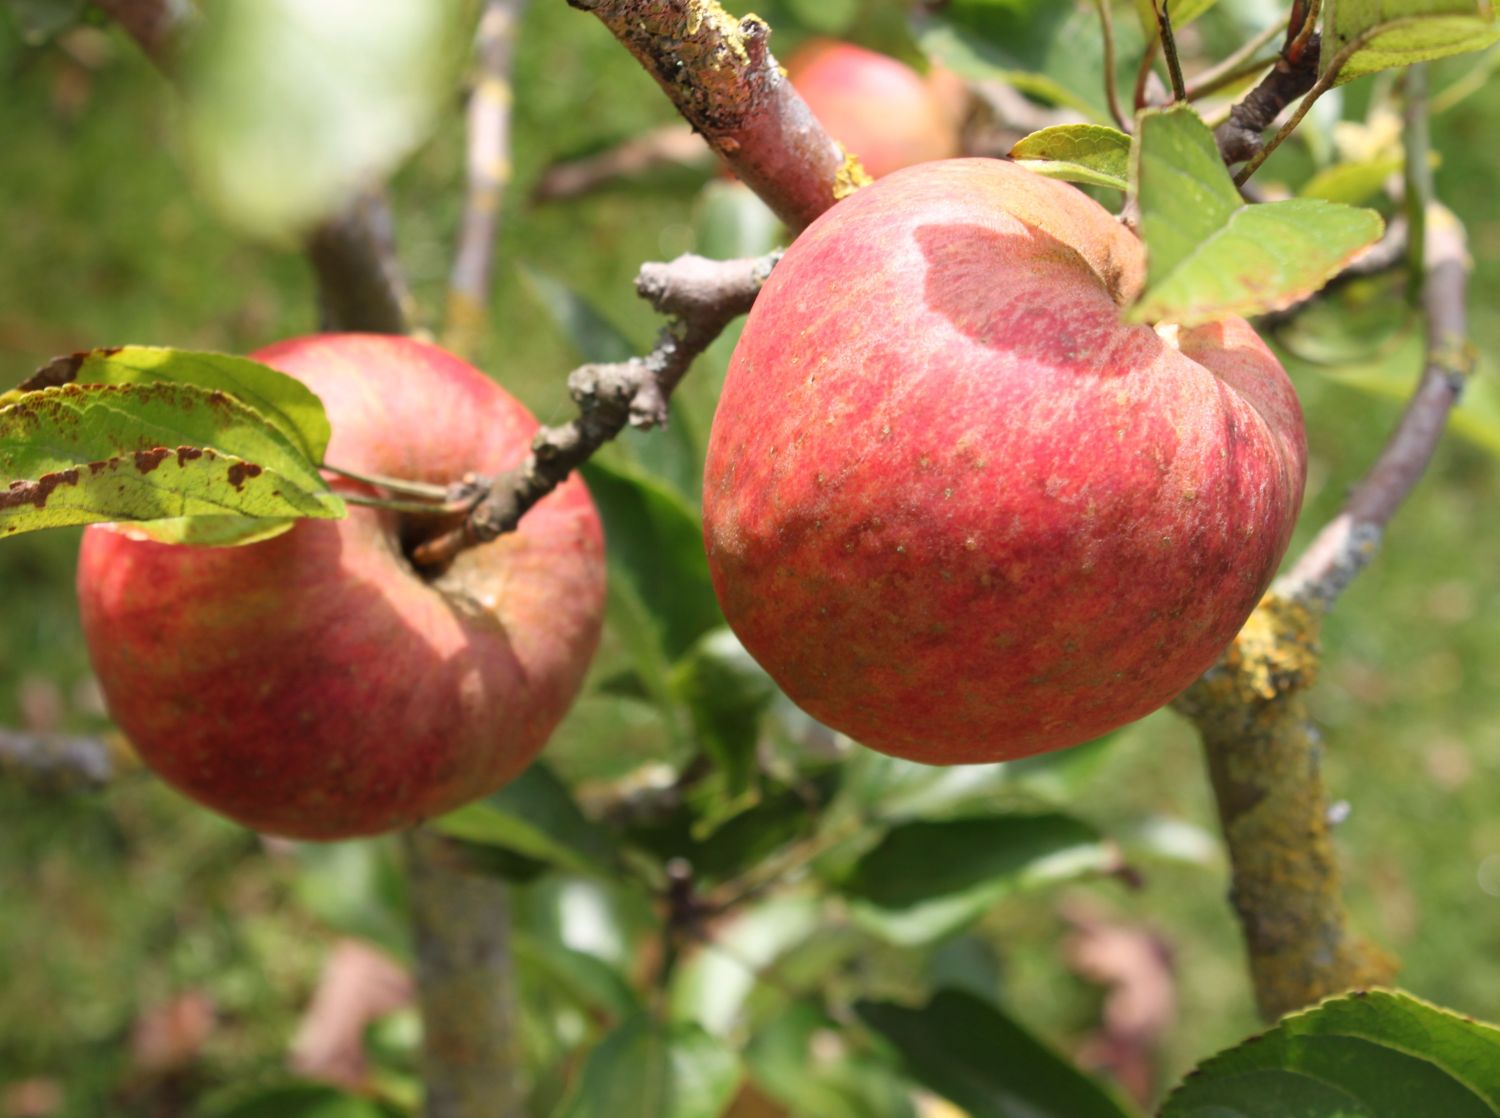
[
  {"left": 702, "top": 159, "right": 1307, "bottom": 764},
  {"left": 77, "top": 334, "right": 606, "bottom": 839}
]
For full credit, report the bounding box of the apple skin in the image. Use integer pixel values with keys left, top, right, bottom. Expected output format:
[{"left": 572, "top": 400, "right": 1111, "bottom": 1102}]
[
  {"left": 785, "top": 40, "right": 961, "bottom": 180},
  {"left": 702, "top": 159, "right": 1307, "bottom": 764},
  {"left": 77, "top": 334, "right": 606, "bottom": 839}
]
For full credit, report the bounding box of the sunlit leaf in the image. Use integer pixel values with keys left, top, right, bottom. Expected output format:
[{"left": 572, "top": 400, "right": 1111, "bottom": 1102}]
[
  {"left": 1130, "top": 105, "right": 1384, "bottom": 324},
  {"left": 21, "top": 345, "right": 333, "bottom": 463},
  {"left": 0, "top": 382, "right": 342, "bottom": 539},
  {"left": 1161, "top": 990, "right": 1500, "bottom": 1116},
  {"left": 1322, "top": 0, "right": 1500, "bottom": 84},
  {"left": 1010, "top": 124, "right": 1131, "bottom": 191},
  {"left": 858, "top": 990, "right": 1139, "bottom": 1118}
]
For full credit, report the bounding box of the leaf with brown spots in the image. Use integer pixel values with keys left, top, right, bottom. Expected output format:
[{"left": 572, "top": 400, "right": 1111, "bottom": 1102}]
[
  {"left": 0, "top": 381, "right": 343, "bottom": 540},
  {"left": 17, "top": 345, "right": 333, "bottom": 462}
]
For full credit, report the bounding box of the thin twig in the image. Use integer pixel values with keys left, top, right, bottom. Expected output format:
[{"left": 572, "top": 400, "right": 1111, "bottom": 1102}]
[
  {"left": 444, "top": 0, "right": 529, "bottom": 360},
  {"left": 565, "top": 0, "right": 862, "bottom": 231},
  {"left": 404, "top": 830, "right": 521, "bottom": 1118},
  {"left": 532, "top": 124, "right": 710, "bottom": 202},
  {"left": 413, "top": 250, "right": 780, "bottom": 567},
  {"left": 0, "top": 727, "right": 136, "bottom": 793},
  {"left": 1093, "top": 0, "right": 1128, "bottom": 130},
  {"left": 1278, "top": 93, "right": 1472, "bottom": 608},
  {"left": 1155, "top": 2, "right": 1188, "bottom": 102},
  {"left": 1185, "top": 18, "right": 1286, "bottom": 100}
]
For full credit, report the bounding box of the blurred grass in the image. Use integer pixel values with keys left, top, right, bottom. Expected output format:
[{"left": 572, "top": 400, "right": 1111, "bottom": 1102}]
[{"left": 3, "top": 1, "right": 1500, "bottom": 1114}]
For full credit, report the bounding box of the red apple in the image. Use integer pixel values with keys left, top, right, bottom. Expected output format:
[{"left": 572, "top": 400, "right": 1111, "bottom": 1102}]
[
  {"left": 785, "top": 40, "right": 961, "bottom": 180},
  {"left": 702, "top": 159, "right": 1306, "bottom": 765},
  {"left": 77, "top": 334, "right": 607, "bottom": 838}
]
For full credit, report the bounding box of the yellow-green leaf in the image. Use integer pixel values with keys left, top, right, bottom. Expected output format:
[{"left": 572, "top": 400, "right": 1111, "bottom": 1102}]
[
  {"left": 0, "top": 382, "right": 343, "bottom": 539},
  {"left": 1322, "top": 0, "right": 1500, "bottom": 83},
  {"left": 1011, "top": 124, "right": 1131, "bottom": 191}
]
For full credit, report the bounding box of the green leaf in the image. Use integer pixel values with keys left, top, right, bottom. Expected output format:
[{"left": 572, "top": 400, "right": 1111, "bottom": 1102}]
[
  {"left": 842, "top": 813, "right": 1115, "bottom": 944},
  {"left": 670, "top": 894, "right": 821, "bottom": 1036},
  {"left": 1010, "top": 124, "right": 1131, "bottom": 191},
  {"left": 433, "top": 762, "right": 618, "bottom": 879},
  {"left": 0, "top": 382, "right": 343, "bottom": 539},
  {"left": 670, "top": 628, "right": 777, "bottom": 817},
  {"left": 555, "top": 1014, "right": 741, "bottom": 1118},
  {"left": 202, "top": 1083, "right": 402, "bottom": 1118},
  {"left": 858, "top": 990, "right": 1139, "bottom": 1118},
  {"left": 1161, "top": 989, "right": 1500, "bottom": 1117},
  {"left": 1129, "top": 105, "right": 1384, "bottom": 324},
  {"left": 181, "top": 0, "right": 468, "bottom": 236},
  {"left": 582, "top": 455, "right": 722, "bottom": 662},
  {"left": 24, "top": 345, "right": 333, "bottom": 463},
  {"left": 1322, "top": 1, "right": 1500, "bottom": 84},
  {"left": 914, "top": 0, "right": 1132, "bottom": 121}
]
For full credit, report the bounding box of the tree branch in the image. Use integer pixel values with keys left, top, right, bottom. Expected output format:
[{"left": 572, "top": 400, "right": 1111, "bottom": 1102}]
[
  {"left": 306, "top": 190, "right": 414, "bottom": 334},
  {"left": 413, "top": 250, "right": 780, "bottom": 567},
  {"left": 565, "top": 0, "right": 863, "bottom": 231},
  {"left": 0, "top": 727, "right": 136, "bottom": 793},
  {"left": 1278, "top": 211, "right": 1471, "bottom": 608},
  {"left": 1214, "top": 10, "right": 1321, "bottom": 166},
  {"left": 444, "top": 0, "right": 529, "bottom": 359},
  {"left": 1172, "top": 600, "right": 1396, "bottom": 1022},
  {"left": 404, "top": 830, "right": 521, "bottom": 1118},
  {"left": 1180, "top": 75, "right": 1471, "bottom": 1019}
]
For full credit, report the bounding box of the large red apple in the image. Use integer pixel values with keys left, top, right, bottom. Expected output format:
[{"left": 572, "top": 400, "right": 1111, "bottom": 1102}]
[
  {"left": 77, "top": 334, "right": 606, "bottom": 838},
  {"left": 785, "top": 40, "right": 961, "bottom": 180},
  {"left": 702, "top": 159, "right": 1306, "bottom": 764}
]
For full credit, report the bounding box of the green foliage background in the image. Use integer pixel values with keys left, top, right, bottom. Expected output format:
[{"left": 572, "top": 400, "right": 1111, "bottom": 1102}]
[{"left": 3, "top": 0, "right": 1500, "bottom": 1113}]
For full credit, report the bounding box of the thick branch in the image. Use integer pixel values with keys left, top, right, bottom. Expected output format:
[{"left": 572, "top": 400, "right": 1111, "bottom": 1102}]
[
  {"left": 1173, "top": 599, "right": 1395, "bottom": 1022},
  {"left": 444, "top": 0, "right": 529, "bottom": 359},
  {"left": 405, "top": 830, "right": 521, "bottom": 1118},
  {"left": 413, "top": 250, "right": 780, "bottom": 567},
  {"left": 1278, "top": 206, "right": 1471, "bottom": 608},
  {"left": 1215, "top": 33, "right": 1320, "bottom": 164},
  {"left": 0, "top": 727, "right": 135, "bottom": 793},
  {"left": 306, "top": 190, "right": 413, "bottom": 334},
  {"left": 565, "top": 0, "right": 862, "bottom": 231}
]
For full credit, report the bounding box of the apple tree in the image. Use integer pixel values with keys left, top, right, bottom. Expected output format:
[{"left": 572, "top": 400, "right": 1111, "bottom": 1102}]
[{"left": 3, "top": 0, "right": 1500, "bottom": 1115}]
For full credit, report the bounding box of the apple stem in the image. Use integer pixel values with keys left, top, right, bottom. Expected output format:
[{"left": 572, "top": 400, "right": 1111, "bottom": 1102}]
[
  {"left": 566, "top": 0, "right": 863, "bottom": 231},
  {"left": 443, "top": 0, "right": 529, "bottom": 362},
  {"left": 1154, "top": 2, "right": 1189, "bottom": 102},
  {"left": 405, "top": 830, "right": 522, "bottom": 1118},
  {"left": 323, "top": 463, "right": 460, "bottom": 502}
]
